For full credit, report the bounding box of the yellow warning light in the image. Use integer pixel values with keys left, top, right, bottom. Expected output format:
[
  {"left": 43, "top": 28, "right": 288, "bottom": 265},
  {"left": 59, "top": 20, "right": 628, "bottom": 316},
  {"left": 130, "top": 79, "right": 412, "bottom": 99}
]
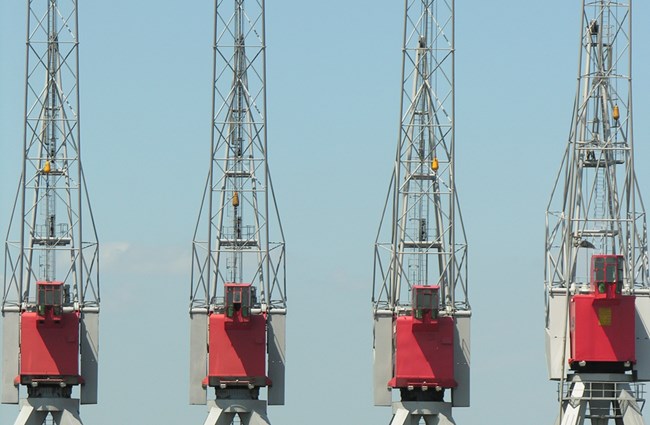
[
  {"left": 232, "top": 191, "right": 240, "bottom": 207},
  {"left": 43, "top": 161, "right": 51, "bottom": 174},
  {"left": 613, "top": 105, "right": 620, "bottom": 121},
  {"left": 431, "top": 157, "right": 439, "bottom": 171}
]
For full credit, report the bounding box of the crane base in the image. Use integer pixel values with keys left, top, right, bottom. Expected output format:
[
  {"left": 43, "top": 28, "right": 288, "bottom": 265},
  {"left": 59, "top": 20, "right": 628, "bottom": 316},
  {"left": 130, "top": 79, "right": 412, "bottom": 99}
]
[
  {"left": 389, "top": 401, "right": 456, "bottom": 425},
  {"left": 555, "top": 374, "right": 645, "bottom": 425},
  {"left": 13, "top": 397, "right": 82, "bottom": 425},
  {"left": 203, "top": 399, "right": 270, "bottom": 425}
]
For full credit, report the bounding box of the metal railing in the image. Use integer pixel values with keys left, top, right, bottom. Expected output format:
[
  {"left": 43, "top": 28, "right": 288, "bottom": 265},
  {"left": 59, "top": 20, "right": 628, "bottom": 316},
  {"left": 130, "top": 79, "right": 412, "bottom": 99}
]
[{"left": 558, "top": 380, "right": 646, "bottom": 416}]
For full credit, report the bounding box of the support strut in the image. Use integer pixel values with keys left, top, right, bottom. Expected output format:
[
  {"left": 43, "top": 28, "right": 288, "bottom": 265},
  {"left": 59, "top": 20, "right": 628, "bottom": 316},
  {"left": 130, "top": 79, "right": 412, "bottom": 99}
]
[
  {"left": 14, "top": 398, "right": 82, "bottom": 425},
  {"left": 555, "top": 375, "right": 645, "bottom": 425},
  {"left": 203, "top": 399, "right": 271, "bottom": 425},
  {"left": 389, "top": 401, "right": 456, "bottom": 425}
]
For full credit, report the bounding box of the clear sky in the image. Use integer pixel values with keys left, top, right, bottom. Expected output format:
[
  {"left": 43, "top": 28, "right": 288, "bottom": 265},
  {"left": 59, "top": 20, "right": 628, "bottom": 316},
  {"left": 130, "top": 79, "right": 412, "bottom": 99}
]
[{"left": 1, "top": 1, "right": 650, "bottom": 424}]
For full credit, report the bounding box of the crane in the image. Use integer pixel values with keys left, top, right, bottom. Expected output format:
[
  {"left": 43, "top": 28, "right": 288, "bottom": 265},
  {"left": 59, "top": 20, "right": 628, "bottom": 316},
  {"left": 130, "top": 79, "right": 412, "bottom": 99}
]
[
  {"left": 372, "top": 0, "right": 470, "bottom": 423},
  {"left": 1, "top": 0, "right": 100, "bottom": 424},
  {"left": 545, "top": 1, "right": 650, "bottom": 423},
  {"left": 188, "top": 0, "right": 287, "bottom": 424}
]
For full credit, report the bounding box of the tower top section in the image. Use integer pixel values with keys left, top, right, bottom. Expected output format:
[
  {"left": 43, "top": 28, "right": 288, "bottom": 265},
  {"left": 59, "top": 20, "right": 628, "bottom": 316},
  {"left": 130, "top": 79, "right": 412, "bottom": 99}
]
[
  {"left": 373, "top": 0, "right": 469, "bottom": 314},
  {"left": 3, "top": 0, "right": 100, "bottom": 312},
  {"left": 545, "top": 0, "right": 648, "bottom": 294},
  {"left": 190, "top": 0, "right": 286, "bottom": 314}
]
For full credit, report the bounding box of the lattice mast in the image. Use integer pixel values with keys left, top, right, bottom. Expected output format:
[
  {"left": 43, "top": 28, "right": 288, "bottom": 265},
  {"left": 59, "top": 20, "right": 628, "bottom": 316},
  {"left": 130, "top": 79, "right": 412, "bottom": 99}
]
[
  {"left": 373, "top": 0, "right": 468, "bottom": 319},
  {"left": 546, "top": 0, "right": 647, "bottom": 304},
  {"left": 189, "top": 1, "right": 286, "bottom": 423},
  {"left": 1, "top": 0, "right": 100, "bottom": 422},
  {"left": 372, "top": 0, "right": 470, "bottom": 422},
  {"left": 4, "top": 0, "right": 100, "bottom": 312},
  {"left": 191, "top": 0, "right": 286, "bottom": 313},
  {"left": 545, "top": 1, "right": 650, "bottom": 423}
]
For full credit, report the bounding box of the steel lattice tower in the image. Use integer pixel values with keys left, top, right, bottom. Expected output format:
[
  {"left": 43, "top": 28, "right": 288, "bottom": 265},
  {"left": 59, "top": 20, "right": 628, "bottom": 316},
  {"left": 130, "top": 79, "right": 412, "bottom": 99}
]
[
  {"left": 372, "top": 0, "right": 470, "bottom": 423},
  {"left": 545, "top": 1, "right": 650, "bottom": 423},
  {"left": 2, "top": 0, "right": 100, "bottom": 424},
  {"left": 189, "top": 1, "right": 286, "bottom": 424}
]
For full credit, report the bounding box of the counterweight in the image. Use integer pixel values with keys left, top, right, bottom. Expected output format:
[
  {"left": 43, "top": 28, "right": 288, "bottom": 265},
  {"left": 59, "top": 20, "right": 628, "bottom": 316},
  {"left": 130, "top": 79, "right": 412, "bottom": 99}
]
[
  {"left": 2, "top": 0, "right": 100, "bottom": 423},
  {"left": 372, "top": 0, "right": 470, "bottom": 423},
  {"left": 189, "top": 1, "right": 286, "bottom": 424},
  {"left": 545, "top": 1, "right": 650, "bottom": 423}
]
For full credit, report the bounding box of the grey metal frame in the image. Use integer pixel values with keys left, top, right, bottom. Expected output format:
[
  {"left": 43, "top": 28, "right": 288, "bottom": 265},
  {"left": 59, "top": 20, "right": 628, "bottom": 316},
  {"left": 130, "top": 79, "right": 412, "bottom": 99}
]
[
  {"left": 190, "top": 0, "right": 286, "bottom": 313},
  {"left": 13, "top": 398, "right": 83, "bottom": 425},
  {"left": 555, "top": 374, "right": 645, "bottom": 425},
  {"left": 544, "top": 1, "right": 649, "bottom": 423},
  {"left": 389, "top": 402, "right": 456, "bottom": 425},
  {"left": 2, "top": 0, "right": 100, "bottom": 419},
  {"left": 3, "top": 0, "right": 100, "bottom": 311},
  {"left": 373, "top": 0, "right": 469, "bottom": 314},
  {"left": 545, "top": 0, "right": 647, "bottom": 298},
  {"left": 372, "top": 0, "right": 471, "bottom": 416},
  {"left": 203, "top": 399, "right": 271, "bottom": 425}
]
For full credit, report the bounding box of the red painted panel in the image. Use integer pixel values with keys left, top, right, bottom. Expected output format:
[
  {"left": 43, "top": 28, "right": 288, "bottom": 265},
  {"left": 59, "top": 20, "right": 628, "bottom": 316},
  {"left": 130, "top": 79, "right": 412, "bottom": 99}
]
[
  {"left": 208, "top": 313, "right": 267, "bottom": 386},
  {"left": 570, "top": 294, "right": 636, "bottom": 363},
  {"left": 390, "top": 315, "right": 456, "bottom": 389},
  {"left": 20, "top": 311, "right": 79, "bottom": 377}
]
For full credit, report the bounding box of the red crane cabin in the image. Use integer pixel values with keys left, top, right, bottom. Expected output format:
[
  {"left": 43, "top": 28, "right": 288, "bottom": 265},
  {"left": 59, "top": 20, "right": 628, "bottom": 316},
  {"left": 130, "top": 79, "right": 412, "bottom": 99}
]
[
  {"left": 390, "top": 285, "right": 456, "bottom": 389},
  {"left": 570, "top": 255, "right": 636, "bottom": 368},
  {"left": 205, "top": 283, "right": 268, "bottom": 389},
  {"left": 19, "top": 281, "right": 80, "bottom": 386}
]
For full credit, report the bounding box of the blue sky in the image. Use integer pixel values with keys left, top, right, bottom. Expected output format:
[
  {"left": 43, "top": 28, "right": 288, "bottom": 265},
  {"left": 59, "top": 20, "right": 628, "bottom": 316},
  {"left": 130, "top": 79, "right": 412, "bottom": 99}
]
[{"left": 1, "top": 1, "right": 650, "bottom": 424}]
